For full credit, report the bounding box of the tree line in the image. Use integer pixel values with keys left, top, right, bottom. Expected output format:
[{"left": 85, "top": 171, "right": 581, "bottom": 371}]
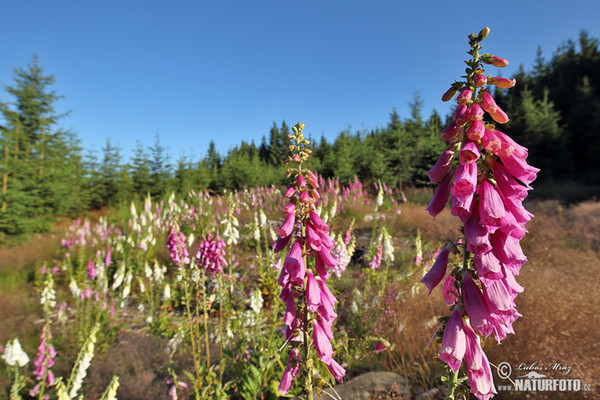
[{"left": 1, "top": 31, "right": 599, "bottom": 235}]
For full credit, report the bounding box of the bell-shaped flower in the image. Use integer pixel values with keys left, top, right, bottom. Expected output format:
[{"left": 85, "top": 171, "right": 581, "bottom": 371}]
[
  {"left": 283, "top": 202, "right": 296, "bottom": 215},
  {"left": 453, "top": 104, "right": 468, "bottom": 126},
  {"left": 306, "top": 223, "right": 322, "bottom": 251},
  {"left": 459, "top": 141, "right": 481, "bottom": 165},
  {"left": 473, "top": 251, "right": 504, "bottom": 282},
  {"left": 439, "top": 305, "right": 466, "bottom": 373},
  {"left": 421, "top": 243, "right": 453, "bottom": 294},
  {"left": 490, "top": 230, "right": 527, "bottom": 271},
  {"left": 440, "top": 121, "right": 461, "bottom": 141},
  {"left": 280, "top": 212, "right": 295, "bottom": 238},
  {"left": 451, "top": 191, "right": 475, "bottom": 222},
  {"left": 464, "top": 207, "right": 492, "bottom": 255},
  {"left": 297, "top": 174, "right": 307, "bottom": 187},
  {"left": 2, "top": 338, "right": 29, "bottom": 367},
  {"left": 426, "top": 169, "right": 454, "bottom": 218},
  {"left": 473, "top": 73, "right": 487, "bottom": 87},
  {"left": 493, "top": 130, "right": 527, "bottom": 159},
  {"left": 306, "top": 271, "right": 321, "bottom": 312},
  {"left": 313, "top": 320, "right": 334, "bottom": 362},
  {"left": 462, "top": 271, "right": 494, "bottom": 337},
  {"left": 481, "top": 129, "right": 502, "bottom": 155},
  {"left": 499, "top": 153, "right": 539, "bottom": 186},
  {"left": 478, "top": 179, "right": 506, "bottom": 228},
  {"left": 491, "top": 56, "right": 509, "bottom": 67},
  {"left": 309, "top": 211, "right": 329, "bottom": 233},
  {"left": 278, "top": 348, "right": 301, "bottom": 395},
  {"left": 284, "top": 186, "right": 295, "bottom": 198},
  {"left": 427, "top": 146, "right": 455, "bottom": 183},
  {"left": 442, "top": 274, "right": 459, "bottom": 306},
  {"left": 283, "top": 241, "right": 306, "bottom": 286},
  {"left": 273, "top": 233, "right": 291, "bottom": 253},
  {"left": 324, "top": 358, "right": 346, "bottom": 383},
  {"left": 491, "top": 159, "right": 529, "bottom": 201},
  {"left": 457, "top": 88, "right": 473, "bottom": 104},
  {"left": 466, "top": 104, "right": 484, "bottom": 121},
  {"left": 452, "top": 162, "right": 478, "bottom": 200},
  {"left": 463, "top": 321, "right": 497, "bottom": 400},
  {"left": 466, "top": 119, "right": 485, "bottom": 141}
]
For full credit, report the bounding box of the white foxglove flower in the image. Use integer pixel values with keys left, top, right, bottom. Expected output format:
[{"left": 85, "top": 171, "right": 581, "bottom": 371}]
[
  {"left": 249, "top": 290, "right": 263, "bottom": 314},
  {"left": 69, "top": 279, "right": 81, "bottom": 298},
  {"left": 2, "top": 338, "right": 29, "bottom": 367}
]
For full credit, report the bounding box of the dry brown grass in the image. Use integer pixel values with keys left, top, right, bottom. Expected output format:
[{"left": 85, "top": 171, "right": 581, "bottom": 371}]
[{"left": 384, "top": 200, "right": 600, "bottom": 399}]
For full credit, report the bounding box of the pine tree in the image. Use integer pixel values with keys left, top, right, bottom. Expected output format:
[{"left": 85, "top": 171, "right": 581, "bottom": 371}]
[{"left": 0, "top": 56, "right": 70, "bottom": 233}]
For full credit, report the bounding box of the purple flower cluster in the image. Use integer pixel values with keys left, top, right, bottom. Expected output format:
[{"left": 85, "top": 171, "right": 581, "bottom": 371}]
[
  {"left": 275, "top": 124, "right": 346, "bottom": 395},
  {"left": 195, "top": 235, "right": 227, "bottom": 277},
  {"left": 30, "top": 326, "right": 56, "bottom": 398},
  {"left": 167, "top": 225, "right": 190, "bottom": 267},
  {"left": 423, "top": 27, "right": 538, "bottom": 400}
]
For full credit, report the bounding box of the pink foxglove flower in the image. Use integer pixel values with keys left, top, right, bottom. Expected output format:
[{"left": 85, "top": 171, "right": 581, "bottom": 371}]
[
  {"left": 489, "top": 77, "right": 515, "bottom": 88},
  {"left": 457, "top": 88, "right": 473, "bottom": 104},
  {"left": 276, "top": 123, "right": 345, "bottom": 393},
  {"left": 195, "top": 234, "right": 227, "bottom": 277},
  {"left": 421, "top": 243, "right": 453, "bottom": 294},
  {"left": 473, "top": 73, "right": 487, "bottom": 87},
  {"left": 426, "top": 169, "right": 454, "bottom": 218},
  {"left": 439, "top": 306, "right": 467, "bottom": 373},
  {"left": 426, "top": 27, "right": 536, "bottom": 399},
  {"left": 427, "top": 146, "right": 455, "bottom": 183}
]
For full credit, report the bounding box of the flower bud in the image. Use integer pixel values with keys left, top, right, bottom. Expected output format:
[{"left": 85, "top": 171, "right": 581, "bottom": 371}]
[
  {"left": 307, "top": 170, "right": 319, "bottom": 188},
  {"left": 491, "top": 56, "right": 509, "bottom": 68},
  {"left": 284, "top": 186, "right": 295, "bottom": 198},
  {"left": 299, "top": 190, "right": 310, "bottom": 203},
  {"left": 297, "top": 175, "right": 307, "bottom": 187},
  {"left": 457, "top": 89, "right": 473, "bottom": 105},
  {"left": 442, "top": 86, "right": 459, "bottom": 102},
  {"left": 478, "top": 27, "right": 490, "bottom": 42},
  {"left": 466, "top": 119, "right": 485, "bottom": 141},
  {"left": 466, "top": 104, "right": 484, "bottom": 121},
  {"left": 489, "top": 77, "right": 516, "bottom": 89},
  {"left": 491, "top": 108, "right": 509, "bottom": 124},
  {"left": 473, "top": 73, "right": 487, "bottom": 88}
]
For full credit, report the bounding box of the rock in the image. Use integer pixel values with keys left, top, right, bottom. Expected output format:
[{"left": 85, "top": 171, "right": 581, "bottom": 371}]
[{"left": 314, "top": 371, "right": 410, "bottom": 400}]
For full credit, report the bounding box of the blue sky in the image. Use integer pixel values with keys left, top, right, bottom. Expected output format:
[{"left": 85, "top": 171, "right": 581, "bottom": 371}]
[{"left": 2, "top": 0, "right": 599, "bottom": 162}]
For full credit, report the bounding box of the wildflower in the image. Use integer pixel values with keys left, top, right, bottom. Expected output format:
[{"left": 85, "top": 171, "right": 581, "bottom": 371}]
[
  {"left": 491, "top": 56, "right": 509, "bottom": 67},
  {"left": 421, "top": 243, "right": 453, "bottom": 294},
  {"left": 464, "top": 320, "right": 496, "bottom": 400},
  {"left": 442, "top": 274, "right": 458, "bottom": 306},
  {"left": 473, "top": 73, "right": 487, "bottom": 87},
  {"left": 195, "top": 234, "right": 227, "bottom": 277},
  {"left": 426, "top": 27, "right": 536, "bottom": 399},
  {"left": 440, "top": 121, "right": 461, "bottom": 141},
  {"left": 277, "top": 123, "right": 345, "bottom": 393},
  {"left": 427, "top": 145, "right": 456, "bottom": 183},
  {"left": 489, "top": 77, "right": 516, "bottom": 88},
  {"left": 426, "top": 169, "right": 454, "bottom": 218},
  {"left": 439, "top": 306, "right": 466, "bottom": 373},
  {"left": 2, "top": 338, "right": 29, "bottom": 367},
  {"left": 466, "top": 119, "right": 485, "bottom": 141},
  {"left": 457, "top": 88, "right": 473, "bottom": 104},
  {"left": 87, "top": 260, "right": 97, "bottom": 280}
]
